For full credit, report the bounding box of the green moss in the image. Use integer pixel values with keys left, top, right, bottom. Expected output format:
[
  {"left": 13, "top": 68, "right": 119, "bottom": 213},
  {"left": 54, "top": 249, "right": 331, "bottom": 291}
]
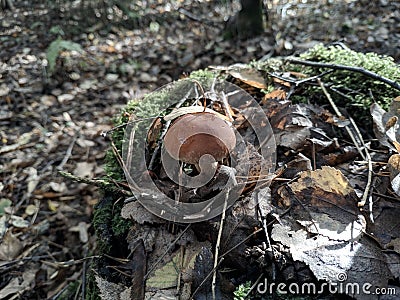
[
  {"left": 296, "top": 44, "right": 400, "bottom": 121},
  {"left": 189, "top": 69, "right": 220, "bottom": 82}
]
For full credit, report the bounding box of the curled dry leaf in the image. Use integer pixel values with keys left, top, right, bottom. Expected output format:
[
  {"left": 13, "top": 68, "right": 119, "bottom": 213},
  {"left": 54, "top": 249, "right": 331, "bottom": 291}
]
[
  {"left": 270, "top": 166, "right": 393, "bottom": 299},
  {"left": 371, "top": 100, "right": 400, "bottom": 151}
]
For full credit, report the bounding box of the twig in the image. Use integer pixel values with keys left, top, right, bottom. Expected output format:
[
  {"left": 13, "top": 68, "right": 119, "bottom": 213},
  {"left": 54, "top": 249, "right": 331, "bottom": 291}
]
[
  {"left": 287, "top": 58, "right": 400, "bottom": 91},
  {"left": 212, "top": 192, "right": 229, "bottom": 300},
  {"left": 317, "top": 79, "right": 366, "bottom": 160},
  {"left": 100, "top": 116, "right": 160, "bottom": 138},
  {"left": 58, "top": 171, "right": 131, "bottom": 195},
  {"left": 244, "top": 273, "right": 264, "bottom": 299},
  {"left": 191, "top": 258, "right": 224, "bottom": 299},
  {"left": 57, "top": 133, "right": 78, "bottom": 170},
  {"left": 219, "top": 207, "right": 291, "bottom": 260},
  {"left": 348, "top": 116, "right": 373, "bottom": 208},
  {"left": 266, "top": 69, "right": 333, "bottom": 87}
]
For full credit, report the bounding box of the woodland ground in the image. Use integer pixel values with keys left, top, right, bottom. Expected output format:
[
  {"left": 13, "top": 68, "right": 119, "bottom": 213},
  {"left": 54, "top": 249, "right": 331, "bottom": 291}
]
[{"left": 0, "top": 0, "right": 399, "bottom": 298}]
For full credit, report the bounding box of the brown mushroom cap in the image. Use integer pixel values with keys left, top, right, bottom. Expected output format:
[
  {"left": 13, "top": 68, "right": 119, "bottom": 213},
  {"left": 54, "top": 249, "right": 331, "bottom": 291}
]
[{"left": 163, "top": 112, "right": 236, "bottom": 165}]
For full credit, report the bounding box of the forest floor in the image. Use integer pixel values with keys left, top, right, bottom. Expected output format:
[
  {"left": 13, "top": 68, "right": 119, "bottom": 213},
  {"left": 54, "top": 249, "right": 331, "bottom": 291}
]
[{"left": 0, "top": 0, "right": 399, "bottom": 298}]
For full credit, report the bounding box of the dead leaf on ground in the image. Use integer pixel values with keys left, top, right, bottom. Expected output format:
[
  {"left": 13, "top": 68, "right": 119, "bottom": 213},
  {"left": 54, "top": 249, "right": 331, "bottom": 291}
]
[
  {"left": 0, "top": 231, "right": 24, "bottom": 261},
  {"left": 226, "top": 64, "right": 266, "bottom": 89},
  {"left": 371, "top": 100, "right": 400, "bottom": 151},
  {"left": 0, "top": 268, "right": 38, "bottom": 299}
]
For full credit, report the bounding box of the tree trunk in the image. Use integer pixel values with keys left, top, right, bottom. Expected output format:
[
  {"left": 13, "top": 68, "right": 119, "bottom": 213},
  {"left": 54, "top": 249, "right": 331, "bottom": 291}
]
[
  {"left": 225, "top": 0, "right": 265, "bottom": 39},
  {"left": 1, "top": 0, "right": 14, "bottom": 10}
]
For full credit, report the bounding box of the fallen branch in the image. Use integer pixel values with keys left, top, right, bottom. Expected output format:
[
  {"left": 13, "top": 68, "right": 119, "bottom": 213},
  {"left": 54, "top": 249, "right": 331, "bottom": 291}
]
[{"left": 286, "top": 58, "right": 400, "bottom": 91}]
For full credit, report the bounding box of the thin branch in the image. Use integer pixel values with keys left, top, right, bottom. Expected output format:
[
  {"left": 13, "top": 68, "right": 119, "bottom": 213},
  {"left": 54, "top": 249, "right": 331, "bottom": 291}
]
[
  {"left": 317, "top": 79, "right": 373, "bottom": 207},
  {"left": 144, "top": 224, "right": 191, "bottom": 280},
  {"left": 287, "top": 58, "right": 400, "bottom": 91}
]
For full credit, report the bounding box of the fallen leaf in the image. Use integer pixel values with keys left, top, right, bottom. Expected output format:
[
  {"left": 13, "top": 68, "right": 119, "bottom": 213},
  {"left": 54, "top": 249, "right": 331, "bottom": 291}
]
[
  {"left": 0, "top": 231, "right": 23, "bottom": 261},
  {"left": 10, "top": 215, "right": 30, "bottom": 228},
  {"left": 0, "top": 268, "right": 37, "bottom": 299},
  {"left": 388, "top": 154, "right": 400, "bottom": 196},
  {"left": 290, "top": 166, "right": 354, "bottom": 196}
]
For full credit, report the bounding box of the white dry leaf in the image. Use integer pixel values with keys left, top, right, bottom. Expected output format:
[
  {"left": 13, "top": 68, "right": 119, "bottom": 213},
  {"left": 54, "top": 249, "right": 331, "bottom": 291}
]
[
  {"left": 49, "top": 182, "right": 67, "bottom": 193},
  {"left": 145, "top": 290, "right": 177, "bottom": 300},
  {"left": 297, "top": 212, "right": 366, "bottom": 242},
  {"left": 0, "top": 268, "right": 37, "bottom": 299},
  {"left": 79, "top": 79, "right": 98, "bottom": 90},
  {"left": 388, "top": 154, "right": 400, "bottom": 196},
  {"left": 10, "top": 215, "right": 30, "bottom": 228},
  {"left": 76, "top": 137, "right": 95, "bottom": 148},
  {"left": 370, "top": 101, "right": 400, "bottom": 151},
  {"left": 0, "top": 231, "right": 23, "bottom": 261},
  {"left": 272, "top": 223, "right": 353, "bottom": 281},
  {"left": 57, "top": 93, "right": 74, "bottom": 103},
  {"left": 95, "top": 275, "right": 131, "bottom": 300},
  {"left": 0, "top": 83, "right": 10, "bottom": 97},
  {"left": 73, "top": 162, "right": 95, "bottom": 178}
]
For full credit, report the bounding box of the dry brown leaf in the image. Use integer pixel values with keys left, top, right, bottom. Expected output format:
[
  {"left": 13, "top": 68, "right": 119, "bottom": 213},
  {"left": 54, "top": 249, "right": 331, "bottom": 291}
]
[
  {"left": 388, "top": 154, "right": 400, "bottom": 196},
  {"left": 227, "top": 65, "right": 266, "bottom": 89},
  {"left": 121, "top": 200, "right": 165, "bottom": 224},
  {"left": 290, "top": 166, "right": 354, "bottom": 196},
  {"left": 95, "top": 275, "right": 131, "bottom": 300},
  {"left": 73, "top": 161, "right": 95, "bottom": 178},
  {"left": 0, "top": 231, "right": 24, "bottom": 261}
]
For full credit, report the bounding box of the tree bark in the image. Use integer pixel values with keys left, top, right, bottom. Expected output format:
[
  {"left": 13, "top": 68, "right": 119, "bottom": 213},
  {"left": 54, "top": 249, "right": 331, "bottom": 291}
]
[{"left": 225, "top": 0, "right": 265, "bottom": 39}]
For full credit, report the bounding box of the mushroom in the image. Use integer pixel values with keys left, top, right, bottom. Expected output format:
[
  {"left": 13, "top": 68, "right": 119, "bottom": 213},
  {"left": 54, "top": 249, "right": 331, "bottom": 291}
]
[{"left": 163, "top": 112, "right": 236, "bottom": 171}]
